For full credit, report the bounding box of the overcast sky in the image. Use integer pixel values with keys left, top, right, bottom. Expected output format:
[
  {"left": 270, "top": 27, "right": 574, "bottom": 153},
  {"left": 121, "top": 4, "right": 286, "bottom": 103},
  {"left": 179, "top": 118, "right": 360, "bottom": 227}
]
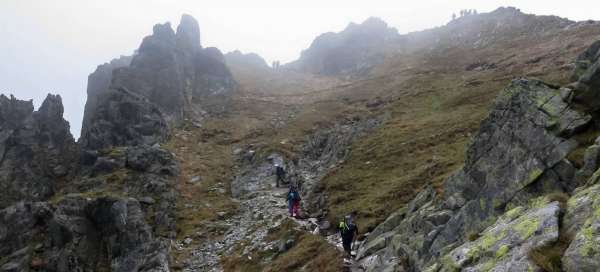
[{"left": 1, "top": 0, "right": 599, "bottom": 138}]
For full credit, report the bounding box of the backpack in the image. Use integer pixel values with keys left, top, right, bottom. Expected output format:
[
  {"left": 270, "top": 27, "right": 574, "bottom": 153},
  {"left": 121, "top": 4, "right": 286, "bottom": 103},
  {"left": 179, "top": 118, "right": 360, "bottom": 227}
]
[{"left": 339, "top": 221, "right": 349, "bottom": 234}]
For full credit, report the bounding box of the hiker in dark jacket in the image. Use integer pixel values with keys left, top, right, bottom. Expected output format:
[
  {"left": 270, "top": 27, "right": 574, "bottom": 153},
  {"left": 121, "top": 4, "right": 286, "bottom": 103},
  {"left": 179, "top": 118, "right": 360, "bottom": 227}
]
[
  {"left": 275, "top": 164, "right": 286, "bottom": 187},
  {"left": 286, "top": 186, "right": 301, "bottom": 217},
  {"left": 339, "top": 214, "right": 359, "bottom": 257}
]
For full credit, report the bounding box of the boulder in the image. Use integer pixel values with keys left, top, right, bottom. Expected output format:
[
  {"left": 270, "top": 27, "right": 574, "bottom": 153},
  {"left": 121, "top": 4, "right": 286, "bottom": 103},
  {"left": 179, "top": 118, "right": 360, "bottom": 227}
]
[
  {"left": 440, "top": 200, "right": 560, "bottom": 271},
  {"left": 571, "top": 40, "right": 600, "bottom": 82},
  {"left": 562, "top": 183, "right": 600, "bottom": 271},
  {"left": 571, "top": 40, "right": 600, "bottom": 111}
]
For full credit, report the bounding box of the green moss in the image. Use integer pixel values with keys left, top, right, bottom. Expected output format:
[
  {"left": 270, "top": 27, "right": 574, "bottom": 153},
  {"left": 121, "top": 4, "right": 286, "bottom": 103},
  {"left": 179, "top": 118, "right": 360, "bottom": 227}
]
[
  {"left": 440, "top": 254, "right": 461, "bottom": 272},
  {"left": 595, "top": 206, "right": 600, "bottom": 218},
  {"left": 514, "top": 218, "right": 540, "bottom": 240},
  {"left": 481, "top": 259, "right": 497, "bottom": 271},
  {"left": 480, "top": 198, "right": 487, "bottom": 210},
  {"left": 504, "top": 207, "right": 524, "bottom": 220},
  {"left": 496, "top": 245, "right": 509, "bottom": 259},
  {"left": 579, "top": 223, "right": 598, "bottom": 257},
  {"left": 528, "top": 168, "right": 544, "bottom": 184},
  {"left": 492, "top": 198, "right": 503, "bottom": 209},
  {"left": 527, "top": 196, "right": 550, "bottom": 209}
]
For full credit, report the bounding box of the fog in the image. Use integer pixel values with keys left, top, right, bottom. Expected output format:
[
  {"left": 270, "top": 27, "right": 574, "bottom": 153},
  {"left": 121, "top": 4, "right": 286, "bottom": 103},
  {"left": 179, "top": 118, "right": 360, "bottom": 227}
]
[{"left": 1, "top": 0, "right": 599, "bottom": 138}]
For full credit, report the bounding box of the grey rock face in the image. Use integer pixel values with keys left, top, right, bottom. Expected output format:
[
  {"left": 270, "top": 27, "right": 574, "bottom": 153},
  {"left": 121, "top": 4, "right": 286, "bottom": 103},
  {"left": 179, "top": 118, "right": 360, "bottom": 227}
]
[
  {"left": 224, "top": 50, "right": 270, "bottom": 70},
  {"left": 176, "top": 14, "right": 201, "bottom": 51},
  {"left": 562, "top": 183, "right": 600, "bottom": 271},
  {"left": 79, "top": 87, "right": 168, "bottom": 150},
  {"left": 571, "top": 40, "right": 600, "bottom": 81},
  {"left": 296, "top": 118, "right": 382, "bottom": 216},
  {"left": 441, "top": 200, "right": 561, "bottom": 271},
  {"left": 0, "top": 197, "right": 170, "bottom": 272},
  {"left": 0, "top": 94, "right": 77, "bottom": 208},
  {"left": 287, "top": 17, "right": 399, "bottom": 76},
  {"left": 357, "top": 77, "right": 589, "bottom": 270},
  {"left": 571, "top": 40, "right": 600, "bottom": 111},
  {"left": 82, "top": 55, "right": 133, "bottom": 137},
  {"left": 104, "top": 15, "right": 235, "bottom": 122}
]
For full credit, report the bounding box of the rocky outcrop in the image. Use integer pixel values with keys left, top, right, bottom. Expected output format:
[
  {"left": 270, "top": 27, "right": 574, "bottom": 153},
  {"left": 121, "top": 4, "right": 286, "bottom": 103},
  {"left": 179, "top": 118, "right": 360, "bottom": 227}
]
[
  {"left": 79, "top": 87, "right": 168, "bottom": 150},
  {"left": 0, "top": 197, "right": 170, "bottom": 272},
  {"left": 82, "top": 55, "right": 132, "bottom": 137},
  {"left": 440, "top": 199, "right": 561, "bottom": 271},
  {"left": 562, "top": 182, "right": 600, "bottom": 271},
  {"left": 286, "top": 17, "right": 399, "bottom": 76},
  {"left": 81, "top": 14, "right": 237, "bottom": 143},
  {"left": 225, "top": 50, "right": 270, "bottom": 70},
  {"left": 357, "top": 78, "right": 590, "bottom": 270},
  {"left": 571, "top": 40, "right": 600, "bottom": 111},
  {"left": 0, "top": 141, "right": 179, "bottom": 271},
  {"left": 106, "top": 14, "right": 234, "bottom": 121},
  {"left": 0, "top": 94, "right": 77, "bottom": 209}
]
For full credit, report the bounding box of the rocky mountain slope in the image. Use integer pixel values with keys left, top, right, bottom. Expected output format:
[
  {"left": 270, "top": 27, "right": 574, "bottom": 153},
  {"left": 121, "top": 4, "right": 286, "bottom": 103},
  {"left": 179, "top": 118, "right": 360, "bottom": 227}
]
[
  {"left": 3, "top": 6, "right": 600, "bottom": 272},
  {"left": 286, "top": 17, "right": 400, "bottom": 76}
]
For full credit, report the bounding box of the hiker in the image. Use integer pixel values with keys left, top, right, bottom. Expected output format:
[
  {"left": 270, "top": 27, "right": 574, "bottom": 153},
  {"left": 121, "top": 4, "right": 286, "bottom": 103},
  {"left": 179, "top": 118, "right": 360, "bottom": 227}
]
[
  {"left": 339, "top": 214, "right": 359, "bottom": 257},
  {"left": 275, "top": 164, "right": 286, "bottom": 187},
  {"left": 287, "top": 186, "right": 301, "bottom": 217}
]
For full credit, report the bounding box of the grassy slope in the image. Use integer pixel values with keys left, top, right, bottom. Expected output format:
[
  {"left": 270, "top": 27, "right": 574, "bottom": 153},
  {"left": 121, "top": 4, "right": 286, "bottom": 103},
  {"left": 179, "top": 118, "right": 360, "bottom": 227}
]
[
  {"left": 319, "top": 25, "right": 600, "bottom": 232},
  {"left": 170, "top": 14, "right": 600, "bottom": 271}
]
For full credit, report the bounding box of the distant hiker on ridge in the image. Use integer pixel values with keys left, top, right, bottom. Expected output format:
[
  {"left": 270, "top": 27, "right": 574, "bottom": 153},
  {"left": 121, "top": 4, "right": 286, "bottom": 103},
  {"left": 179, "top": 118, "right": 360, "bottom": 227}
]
[
  {"left": 339, "top": 214, "right": 359, "bottom": 257},
  {"left": 274, "top": 163, "right": 286, "bottom": 187},
  {"left": 287, "top": 186, "right": 301, "bottom": 218}
]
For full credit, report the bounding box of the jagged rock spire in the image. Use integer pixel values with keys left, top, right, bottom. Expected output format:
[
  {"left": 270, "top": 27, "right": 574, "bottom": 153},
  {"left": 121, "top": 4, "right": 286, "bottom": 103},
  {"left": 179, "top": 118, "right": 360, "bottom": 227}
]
[{"left": 176, "top": 14, "right": 201, "bottom": 50}]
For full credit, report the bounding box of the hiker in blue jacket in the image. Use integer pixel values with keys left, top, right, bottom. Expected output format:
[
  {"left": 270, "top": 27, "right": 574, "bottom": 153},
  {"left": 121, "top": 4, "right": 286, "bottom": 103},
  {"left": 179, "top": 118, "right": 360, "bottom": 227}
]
[{"left": 287, "top": 186, "right": 301, "bottom": 217}]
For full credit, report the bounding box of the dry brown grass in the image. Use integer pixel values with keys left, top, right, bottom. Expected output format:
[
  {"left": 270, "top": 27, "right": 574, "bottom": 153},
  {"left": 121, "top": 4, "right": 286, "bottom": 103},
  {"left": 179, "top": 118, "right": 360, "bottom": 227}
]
[
  {"left": 165, "top": 123, "right": 240, "bottom": 266},
  {"left": 169, "top": 18, "right": 600, "bottom": 269}
]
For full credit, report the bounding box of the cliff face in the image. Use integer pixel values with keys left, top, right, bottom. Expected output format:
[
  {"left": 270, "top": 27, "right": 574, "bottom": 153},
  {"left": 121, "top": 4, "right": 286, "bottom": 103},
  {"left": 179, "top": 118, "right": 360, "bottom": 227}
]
[
  {"left": 81, "top": 14, "right": 236, "bottom": 146},
  {"left": 0, "top": 94, "right": 77, "bottom": 209},
  {"left": 0, "top": 92, "right": 179, "bottom": 271},
  {"left": 81, "top": 55, "right": 132, "bottom": 138},
  {"left": 0, "top": 15, "right": 239, "bottom": 271}
]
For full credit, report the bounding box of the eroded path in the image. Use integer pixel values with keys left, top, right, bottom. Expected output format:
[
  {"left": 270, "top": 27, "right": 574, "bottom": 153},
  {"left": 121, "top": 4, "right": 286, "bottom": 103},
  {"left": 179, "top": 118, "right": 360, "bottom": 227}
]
[{"left": 167, "top": 124, "right": 354, "bottom": 271}]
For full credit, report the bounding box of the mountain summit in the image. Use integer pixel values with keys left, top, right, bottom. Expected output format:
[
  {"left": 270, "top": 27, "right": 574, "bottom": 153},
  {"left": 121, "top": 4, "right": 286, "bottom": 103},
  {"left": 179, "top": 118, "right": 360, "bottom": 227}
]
[{"left": 287, "top": 17, "right": 400, "bottom": 76}]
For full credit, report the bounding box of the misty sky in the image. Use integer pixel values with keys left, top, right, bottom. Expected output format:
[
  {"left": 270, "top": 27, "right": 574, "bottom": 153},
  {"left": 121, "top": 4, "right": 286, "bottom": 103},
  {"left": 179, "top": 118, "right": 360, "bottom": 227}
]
[{"left": 1, "top": 0, "right": 599, "bottom": 138}]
